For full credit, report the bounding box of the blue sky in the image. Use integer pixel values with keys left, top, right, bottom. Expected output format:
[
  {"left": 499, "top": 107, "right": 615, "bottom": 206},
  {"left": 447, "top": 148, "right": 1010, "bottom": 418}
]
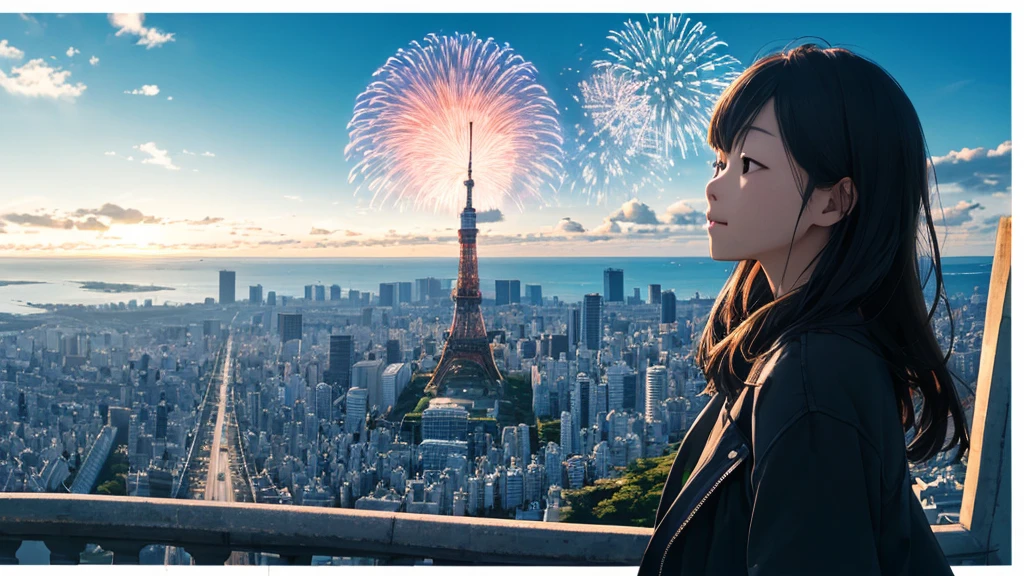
[{"left": 0, "top": 12, "right": 1012, "bottom": 257}]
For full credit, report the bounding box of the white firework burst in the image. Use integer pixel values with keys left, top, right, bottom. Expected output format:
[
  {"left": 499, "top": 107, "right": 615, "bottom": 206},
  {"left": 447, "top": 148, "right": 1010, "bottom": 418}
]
[{"left": 596, "top": 14, "right": 742, "bottom": 161}]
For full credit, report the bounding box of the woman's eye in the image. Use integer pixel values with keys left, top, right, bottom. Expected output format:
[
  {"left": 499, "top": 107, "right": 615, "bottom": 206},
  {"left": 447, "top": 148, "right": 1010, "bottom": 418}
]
[{"left": 741, "top": 156, "right": 763, "bottom": 174}]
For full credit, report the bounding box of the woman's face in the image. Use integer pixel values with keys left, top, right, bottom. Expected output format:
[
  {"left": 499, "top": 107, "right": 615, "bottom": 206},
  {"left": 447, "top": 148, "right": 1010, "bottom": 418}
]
[{"left": 704, "top": 99, "right": 821, "bottom": 265}]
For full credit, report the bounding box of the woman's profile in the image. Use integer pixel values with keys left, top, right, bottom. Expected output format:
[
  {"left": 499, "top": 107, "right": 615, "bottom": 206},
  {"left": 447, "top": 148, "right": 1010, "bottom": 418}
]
[{"left": 638, "top": 43, "right": 971, "bottom": 575}]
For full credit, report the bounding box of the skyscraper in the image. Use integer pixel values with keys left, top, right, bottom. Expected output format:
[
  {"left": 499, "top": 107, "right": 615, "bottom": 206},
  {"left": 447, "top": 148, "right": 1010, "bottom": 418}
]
[
  {"left": 509, "top": 280, "right": 521, "bottom": 304},
  {"left": 581, "top": 294, "right": 602, "bottom": 351},
  {"left": 330, "top": 284, "right": 342, "bottom": 301},
  {"left": 648, "top": 284, "right": 662, "bottom": 305},
  {"left": 525, "top": 284, "right": 542, "bottom": 306},
  {"left": 603, "top": 268, "right": 624, "bottom": 302},
  {"left": 567, "top": 305, "right": 581, "bottom": 348},
  {"left": 645, "top": 365, "right": 668, "bottom": 423},
  {"left": 249, "top": 284, "right": 263, "bottom": 305},
  {"left": 495, "top": 280, "right": 511, "bottom": 306},
  {"left": 398, "top": 282, "right": 412, "bottom": 304},
  {"left": 379, "top": 283, "right": 397, "bottom": 307},
  {"left": 315, "top": 382, "right": 332, "bottom": 420},
  {"left": 315, "top": 285, "right": 326, "bottom": 302},
  {"left": 661, "top": 290, "right": 677, "bottom": 324},
  {"left": 386, "top": 339, "right": 401, "bottom": 364},
  {"left": 278, "top": 313, "right": 302, "bottom": 343},
  {"left": 328, "top": 335, "right": 354, "bottom": 390},
  {"left": 304, "top": 285, "right": 314, "bottom": 300},
  {"left": 266, "top": 291, "right": 277, "bottom": 306},
  {"left": 219, "top": 270, "right": 236, "bottom": 304},
  {"left": 345, "top": 387, "right": 367, "bottom": 438}
]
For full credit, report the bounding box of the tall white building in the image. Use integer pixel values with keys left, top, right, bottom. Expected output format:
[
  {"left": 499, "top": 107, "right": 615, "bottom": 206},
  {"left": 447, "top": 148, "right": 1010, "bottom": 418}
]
[
  {"left": 645, "top": 365, "right": 668, "bottom": 423},
  {"left": 345, "top": 387, "right": 368, "bottom": 438},
  {"left": 381, "top": 362, "right": 411, "bottom": 411},
  {"left": 559, "top": 411, "right": 574, "bottom": 458},
  {"left": 545, "top": 442, "right": 563, "bottom": 488},
  {"left": 352, "top": 358, "right": 385, "bottom": 412}
]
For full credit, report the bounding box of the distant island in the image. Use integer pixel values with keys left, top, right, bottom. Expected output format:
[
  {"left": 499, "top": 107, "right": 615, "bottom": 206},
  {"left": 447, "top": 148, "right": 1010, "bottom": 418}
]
[
  {"left": 74, "top": 281, "right": 175, "bottom": 294},
  {"left": 0, "top": 280, "right": 45, "bottom": 287}
]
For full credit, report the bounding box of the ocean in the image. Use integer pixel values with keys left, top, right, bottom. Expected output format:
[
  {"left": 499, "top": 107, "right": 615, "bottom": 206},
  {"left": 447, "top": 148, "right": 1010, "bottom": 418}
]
[{"left": 0, "top": 256, "right": 994, "bottom": 315}]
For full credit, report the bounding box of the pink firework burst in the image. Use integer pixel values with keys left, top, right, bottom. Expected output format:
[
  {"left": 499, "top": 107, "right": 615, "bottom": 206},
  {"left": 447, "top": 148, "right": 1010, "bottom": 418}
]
[{"left": 345, "top": 32, "right": 564, "bottom": 214}]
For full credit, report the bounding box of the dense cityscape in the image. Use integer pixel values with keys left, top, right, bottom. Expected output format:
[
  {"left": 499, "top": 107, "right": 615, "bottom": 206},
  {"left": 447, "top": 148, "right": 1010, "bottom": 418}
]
[{"left": 0, "top": 256, "right": 988, "bottom": 563}]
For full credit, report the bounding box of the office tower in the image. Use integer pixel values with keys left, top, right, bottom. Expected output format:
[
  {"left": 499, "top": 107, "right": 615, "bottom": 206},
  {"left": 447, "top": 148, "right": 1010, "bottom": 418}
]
[
  {"left": 648, "top": 284, "right": 662, "bottom": 305},
  {"left": 661, "top": 290, "right": 677, "bottom": 324},
  {"left": 603, "top": 268, "right": 624, "bottom": 302},
  {"left": 361, "top": 307, "right": 373, "bottom": 327},
  {"left": 415, "top": 278, "right": 431, "bottom": 303},
  {"left": 219, "top": 270, "right": 236, "bottom": 304},
  {"left": 544, "top": 334, "right": 568, "bottom": 361},
  {"left": 581, "top": 294, "right": 602, "bottom": 351},
  {"left": 155, "top": 402, "right": 167, "bottom": 440},
  {"left": 278, "top": 313, "right": 303, "bottom": 343},
  {"left": 606, "top": 362, "right": 629, "bottom": 413},
  {"left": 330, "top": 284, "right": 342, "bottom": 301},
  {"left": 560, "top": 411, "right": 574, "bottom": 457},
  {"left": 249, "top": 284, "right": 263, "bottom": 306},
  {"left": 352, "top": 358, "right": 385, "bottom": 411},
  {"left": 386, "top": 339, "right": 401, "bottom": 365},
  {"left": 381, "top": 363, "right": 411, "bottom": 410},
  {"left": 361, "top": 292, "right": 371, "bottom": 306},
  {"left": 266, "top": 291, "right": 277, "bottom": 306},
  {"left": 345, "top": 387, "right": 368, "bottom": 438},
  {"left": 348, "top": 289, "right": 359, "bottom": 303},
  {"left": 567, "top": 305, "right": 581, "bottom": 347},
  {"left": 495, "top": 280, "right": 511, "bottom": 306},
  {"left": 315, "top": 382, "right": 332, "bottom": 420},
  {"left": 304, "top": 285, "right": 314, "bottom": 300},
  {"left": 425, "top": 123, "right": 504, "bottom": 396},
  {"left": 315, "top": 285, "right": 326, "bottom": 302},
  {"left": 398, "top": 282, "right": 412, "bottom": 304},
  {"left": 645, "top": 365, "right": 668, "bottom": 423},
  {"left": 573, "top": 372, "right": 592, "bottom": 430},
  {"left": 379, "top": 283, "right": 397, "bottom": 307},
  {"left": 328, "top": 335, "right": 354, "bottom": 390},
  {"left": 422, "top": 404, "right": 470, "bottom": 441},
  {"left": 509, "top": 280, "right": 521, "bottom": 304},
  {"left": 526, "top": 284, "right": 542, "bottom": 306}
]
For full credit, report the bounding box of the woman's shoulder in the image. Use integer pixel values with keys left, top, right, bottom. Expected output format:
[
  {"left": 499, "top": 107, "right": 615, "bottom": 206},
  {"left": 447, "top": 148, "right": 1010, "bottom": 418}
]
[{"left": 751, "top": 326, "right": 896, "bottom": 457}]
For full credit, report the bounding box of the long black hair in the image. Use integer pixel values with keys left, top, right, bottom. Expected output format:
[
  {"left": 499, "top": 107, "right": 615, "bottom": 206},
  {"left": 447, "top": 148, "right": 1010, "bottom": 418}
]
[{"left": 694, "top": 43, "right": 970, "bottom": 465}]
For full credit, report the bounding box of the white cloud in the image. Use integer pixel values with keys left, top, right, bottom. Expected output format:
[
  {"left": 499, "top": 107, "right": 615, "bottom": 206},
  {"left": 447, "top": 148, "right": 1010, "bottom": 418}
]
[
  {"left": 167, "top": 96, "right": 173, "bottom": 101},
  {"left": 104, "top": 151, "right": 117, "bottom": 156},
  {"left": 135, "top": 142, "right": 179, "bottom": 171},
  {"left": 933, "top": 200, "right": 983, "bottom": 227},
  {"left": 108, "top": 13, "right": 176, "bottom": 50},
  {"left": 608, "top": 198, "right": 659, "bottom": 224},
  {"left": 987, "top": 140, "right": 1012, "bottom": 157},
  {"left": 89, "top": 56, "right": 99, "bottom": 66},
  {"left": 124, "top": 84, "right": 160, "bottom": 96},
  {"left": 283, "top": 195, "right": 303, "bottom": 202},
  {"left": 555, "top": 217, "right": 586, "bottom": 233},
  {"left": 660, "top": 199, "right": 706, "bottom": 226},
  {"left": 126, "top": 156, "right": 134, "bottom": 161},
  {"left": 65, "top": 46, "right": 79, "bottom": 58},
  {"left": 0, "top": 58, "right": 86, "bottom": 100},
  {"left": 201, "top": 151, "right": 215, "bottom": 157},
  {"left": 0, "top": 40, "right": 24, "bottom": 60},
  {"left": 182, "top": 149, "right": 196, "bottom": 156}
]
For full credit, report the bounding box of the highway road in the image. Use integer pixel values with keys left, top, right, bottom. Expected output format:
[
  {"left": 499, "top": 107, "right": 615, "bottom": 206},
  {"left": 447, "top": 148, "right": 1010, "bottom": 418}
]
[{"left": 204, "top": 335, "right": 234, "bottom": 503}]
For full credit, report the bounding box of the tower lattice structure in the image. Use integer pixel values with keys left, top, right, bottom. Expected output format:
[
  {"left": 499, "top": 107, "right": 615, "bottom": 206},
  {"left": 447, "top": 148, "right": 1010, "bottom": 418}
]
[{"left": 425, "top": 123, "right": 504, "bottom": 397}]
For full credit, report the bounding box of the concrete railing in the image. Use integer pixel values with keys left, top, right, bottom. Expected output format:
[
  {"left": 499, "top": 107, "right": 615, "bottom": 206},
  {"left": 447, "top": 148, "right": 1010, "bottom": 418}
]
[
  {"left": 0, "top": 493, "right": 650, "bottom": 565},
  {"left": 0, "top": 493, "right": 995, "bottom": 566}
]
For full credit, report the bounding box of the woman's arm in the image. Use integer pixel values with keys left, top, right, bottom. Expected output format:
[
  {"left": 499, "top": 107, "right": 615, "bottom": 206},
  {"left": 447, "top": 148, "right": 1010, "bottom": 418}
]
[{"left": 747, "top": 410, "right": 883, "bottom": 575}]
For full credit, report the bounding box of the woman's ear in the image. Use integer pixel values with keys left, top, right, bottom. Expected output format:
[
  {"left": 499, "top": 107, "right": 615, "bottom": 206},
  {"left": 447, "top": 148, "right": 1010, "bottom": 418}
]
[{"left": 816, "top": 177, "right": 858, "bottom": 226}]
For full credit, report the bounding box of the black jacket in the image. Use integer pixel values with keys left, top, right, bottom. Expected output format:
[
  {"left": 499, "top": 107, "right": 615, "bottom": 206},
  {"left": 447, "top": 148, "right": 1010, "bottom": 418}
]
[{"left": 638, "top": 320, "right": 953, "bottom": 575}]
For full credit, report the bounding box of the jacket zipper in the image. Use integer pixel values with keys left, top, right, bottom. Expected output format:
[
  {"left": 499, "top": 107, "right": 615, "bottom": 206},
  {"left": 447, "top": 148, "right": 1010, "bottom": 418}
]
[{"left": 658, "top": 456, "right": 747, "bottom": 576}]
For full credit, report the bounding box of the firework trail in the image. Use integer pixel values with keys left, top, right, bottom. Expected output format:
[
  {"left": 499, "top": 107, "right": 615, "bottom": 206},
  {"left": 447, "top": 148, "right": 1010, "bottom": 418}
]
[
  {"left": 570, "top": 14, "right": 740, "bottom": 203},
  {"left": 345, "top": 32, "right": 564, "bottom": 214},
  {"left": 570, "top": 68, "right": 668, "bottom": 204}
]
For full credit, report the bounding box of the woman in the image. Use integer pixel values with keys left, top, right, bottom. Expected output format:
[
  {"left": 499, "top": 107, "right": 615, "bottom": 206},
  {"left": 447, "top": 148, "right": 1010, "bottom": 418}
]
[{"left": 638, "top": 43, "right": 970, "bottom": 575}]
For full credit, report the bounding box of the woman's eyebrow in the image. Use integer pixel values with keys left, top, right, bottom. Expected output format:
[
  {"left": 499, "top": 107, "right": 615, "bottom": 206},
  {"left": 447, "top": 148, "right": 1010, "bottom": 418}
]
[{"left": 746, "top": 126, "right": 775, "bottom": 137}]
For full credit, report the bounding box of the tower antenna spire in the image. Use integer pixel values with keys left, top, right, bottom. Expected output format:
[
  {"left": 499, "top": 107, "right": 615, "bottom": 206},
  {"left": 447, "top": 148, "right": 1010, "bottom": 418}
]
[{"left": 465, "top": 122, "right": 474, "bottom": 208}]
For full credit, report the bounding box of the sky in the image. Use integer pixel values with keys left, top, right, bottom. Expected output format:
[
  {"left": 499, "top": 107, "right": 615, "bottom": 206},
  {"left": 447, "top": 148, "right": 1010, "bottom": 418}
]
[{"left": 0, "top": 12, "right": 1012, "bottom": 258}]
